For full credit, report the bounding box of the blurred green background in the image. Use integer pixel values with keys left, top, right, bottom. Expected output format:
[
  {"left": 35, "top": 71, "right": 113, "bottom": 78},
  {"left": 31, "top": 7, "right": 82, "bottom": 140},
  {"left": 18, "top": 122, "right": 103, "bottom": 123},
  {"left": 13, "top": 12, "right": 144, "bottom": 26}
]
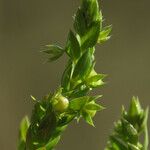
[{"left": 0, "top": 0, "right": 149, "bottom": 149}]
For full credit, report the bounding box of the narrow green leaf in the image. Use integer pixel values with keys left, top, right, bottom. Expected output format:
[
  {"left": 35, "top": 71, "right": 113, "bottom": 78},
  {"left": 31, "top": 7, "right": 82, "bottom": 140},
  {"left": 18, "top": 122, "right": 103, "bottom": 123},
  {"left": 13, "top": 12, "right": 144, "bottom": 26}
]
[
  {"left": 88, "top": 95, "right": 103, "bottom": 102},
  {"left": 73, "top": 8, "right": 87, "bottom": 36},
  {"left": 81, "top": 21, "right": 100, "bottom": 49},
  {"left": 66, "top": 30, "right": 81, "bottom": 61},
  {"left": 20, "top": 116, "right": 30, "bottom": 141},
  {"left": 85, "top": 103, "right": 104, "bottom": 111},
  {"left": 82, "top": 112, "right": 95, "bottom": 127},
  {"left": 61, "top": 61, "right": 72, "bottom": 92},
  {"left": 143, "top": 107, "right": 149, "bottom": 150},
  {"left": 18, "top": 116, "right": 30, "bottom": 150},
  {"left": 73, "top": 49, "right": 93, "bottom": 79},
  {"left": 74, "top": 0, "right": 101, "bottom": 36},
  {"left": 45, "top": 136, "right": 61, "bottom": 150}
]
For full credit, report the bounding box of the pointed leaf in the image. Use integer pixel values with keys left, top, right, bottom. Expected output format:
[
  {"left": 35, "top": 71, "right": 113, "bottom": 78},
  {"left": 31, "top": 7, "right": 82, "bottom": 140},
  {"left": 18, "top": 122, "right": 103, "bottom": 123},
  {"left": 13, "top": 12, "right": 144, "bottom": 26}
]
[
  {"left": 85, "top": 103, "right": 104, "bottom": 111},
  {"left": 18, "top": 116, "right": 30, "bottom": 150},
  {"left": 86, "top": 74, "right": 106, "bottom": 88},
  {"left": 73, "top": 49, "right": 93, "bottom": 79},
  {"left": 42, "top": 45, "right": 64, "bottom": 62},
  {"left": 61, "top": 61, "right": 72, "bottom": 91},
  {"left": 81, "top": 21, "right": 100, "bottom": 49},
  {"left": 69, "top": 96, "right": 88, "bottom": 111},
  {"left": 82, "top": 112, "right": 95, "bottom": 127},
  {"left": 128, "top": 96, "right": 142, "bottom": 118},
  {"left": 98, "top": 25, "right": 112, "bottom": 43},
  {"left": 73, "top": 8, "right": 87, "bottom": 36},
  {"left": 66, "top": 30, "right": 81, "bottom": 61},
  {"left": 74, "top": 0, "right": 101, "bottom": 36},
  {"left": 19, "top": 116, "right": 30, "bottom": 142},
  {"left": 45, "top": 136, "right": 60, "bottom": 150}
]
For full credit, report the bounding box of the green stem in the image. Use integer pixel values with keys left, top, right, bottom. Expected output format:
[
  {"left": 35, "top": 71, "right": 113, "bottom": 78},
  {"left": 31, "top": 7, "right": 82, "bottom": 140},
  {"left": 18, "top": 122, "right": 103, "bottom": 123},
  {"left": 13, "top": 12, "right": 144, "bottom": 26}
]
[{"left": 144, "top": 107, "right": 149, "bottom": 150}]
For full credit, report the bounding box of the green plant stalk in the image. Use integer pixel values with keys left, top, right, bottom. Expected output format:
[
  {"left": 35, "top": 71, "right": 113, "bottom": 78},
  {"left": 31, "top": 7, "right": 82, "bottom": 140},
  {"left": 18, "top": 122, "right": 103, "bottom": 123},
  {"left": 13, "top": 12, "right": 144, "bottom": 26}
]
[
  {"left": 144, "top": 108, "right": 149, "bottom": 150},
  {"left": 17, "top": 0, "right": 111, "bottom": 150},
  {"left": 105, "top": 97, "right": 149, "bottom": 150}
]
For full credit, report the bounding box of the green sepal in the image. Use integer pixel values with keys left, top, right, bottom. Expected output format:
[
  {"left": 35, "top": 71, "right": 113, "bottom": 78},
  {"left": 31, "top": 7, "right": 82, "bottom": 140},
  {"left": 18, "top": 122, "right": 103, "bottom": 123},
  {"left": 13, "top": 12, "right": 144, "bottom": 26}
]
[
  {"left": 82, "top": 111, "right": 95, "bottom": 127},
  {"left": 69, "top": 96, "right": 88, "bottom": 111},
  {"left": 69, "top": 95, "right": 102, "bottom": 111},
  {"left": 69, "top": 95, "right": 103, "bottom": 124},
  {"left": 86, "top": 74, "right": 106, "bottom": 88},
  {"left": 42, "top": 45, "right": 64, "bottom": 62},
  {"left": 98, "top": 25, "right": 112, "bottom": 43}
]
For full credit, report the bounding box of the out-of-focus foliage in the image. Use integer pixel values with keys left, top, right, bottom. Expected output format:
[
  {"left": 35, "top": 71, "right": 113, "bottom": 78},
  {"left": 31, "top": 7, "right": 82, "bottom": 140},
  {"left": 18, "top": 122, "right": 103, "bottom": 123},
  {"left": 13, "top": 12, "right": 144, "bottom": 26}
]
[{"left": 105, "top": 97, "right": 149, "bottom": 150}]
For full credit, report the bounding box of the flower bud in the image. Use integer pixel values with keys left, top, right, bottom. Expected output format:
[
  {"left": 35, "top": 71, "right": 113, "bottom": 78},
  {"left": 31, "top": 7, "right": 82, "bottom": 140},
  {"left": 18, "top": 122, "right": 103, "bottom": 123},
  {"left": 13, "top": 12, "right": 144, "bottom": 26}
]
[{"left": 53, "top": 96, "right": 69, "bottom": 113}]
